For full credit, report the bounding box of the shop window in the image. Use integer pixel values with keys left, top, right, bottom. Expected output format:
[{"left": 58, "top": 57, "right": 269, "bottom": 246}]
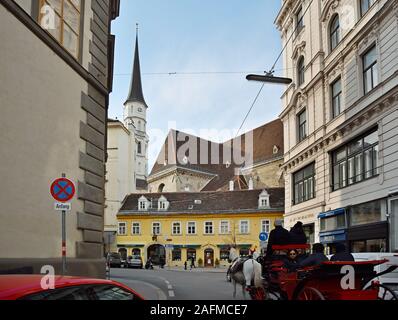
[
  {"left": 303, "top": 224, "right": 314, "bottom": 244},
  {"left": 320, "top": 214, "right": 346, "bottom": 232},
  {"left": 172, "top": 249, "right": 181, "bottom": 261},
  {"left": 187, "top": 249, "right": 196, "bottom": 260},
  {"left": 220, "top": 248, "right": 229, "bottom": 261},
  {"left": 349, "top": 199, "right": 387, "bottom": 227},
  {"left": 239, "top": 248, "right": 250, "bottom": 257},
  {"left": 351, "top": 239, "right": 387, "bottom": 253}
]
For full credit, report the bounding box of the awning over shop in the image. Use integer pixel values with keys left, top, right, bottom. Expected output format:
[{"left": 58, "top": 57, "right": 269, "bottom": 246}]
[
  {"left": 318, "top": 208, "right": 345, "bottom": 219},
  {"left": 117, "top": 244, "right": 145, "bottom": 248}
]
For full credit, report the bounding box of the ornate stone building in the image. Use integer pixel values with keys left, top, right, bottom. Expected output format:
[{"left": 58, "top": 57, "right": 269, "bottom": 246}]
[
  {"left": 0, "top": 0, "right": 120, "bottom": 277},
  {"left": 276, "top": 0, "right": 398, "bottom": 251},
  {"left": 147, "top": 119, "right": 284, "bottom": 193}
]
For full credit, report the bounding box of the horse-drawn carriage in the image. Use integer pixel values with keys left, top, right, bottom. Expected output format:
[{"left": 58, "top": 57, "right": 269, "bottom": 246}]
[{"left": 253, "top": 244, "right": 398, "bottom": 300}]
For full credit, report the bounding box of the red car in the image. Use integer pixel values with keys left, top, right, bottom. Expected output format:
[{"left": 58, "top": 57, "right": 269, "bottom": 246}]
[{"left": 0, "top": 275, "right": 145, "bottom": 300}]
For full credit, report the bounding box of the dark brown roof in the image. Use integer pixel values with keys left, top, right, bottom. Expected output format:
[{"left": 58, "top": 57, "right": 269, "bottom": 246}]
[
  {"left": 149, "top": 119, "right": 283, "bottom": 191},
  {"left": 224, "top": 118, "right": 284, "bottom": 165},
  {"left": 119, "top": 188, "right": 284, "bottom": 214}
]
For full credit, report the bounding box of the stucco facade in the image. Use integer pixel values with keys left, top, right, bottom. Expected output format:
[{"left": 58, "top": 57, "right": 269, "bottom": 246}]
[
  {"left": 277, "top": 0, "right": 398, "bottom": 251},
  {"left": 117, "top": 189, "right": 284, "bottom": 267},
  {"left": 104, "top": 120, "right": 136, "bottom": 252},
  {"left": 0, "top": 0, "right": 119, "bottom": 277}
]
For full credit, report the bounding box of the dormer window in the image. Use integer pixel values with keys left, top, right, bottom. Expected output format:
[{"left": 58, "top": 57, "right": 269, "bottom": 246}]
[
  {"left": 158, "top": 196, "right": 169, "bottom": 211},
  {"left": 138, "top": 196, "right": 148, "bottom": 211},
  {"left": 258, "top": 190, "right": 270, "bottom": 209}
]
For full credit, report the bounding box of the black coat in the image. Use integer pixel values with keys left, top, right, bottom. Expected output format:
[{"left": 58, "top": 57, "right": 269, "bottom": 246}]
[
  {"left": 299, "top": 253, "right": 329, "bottom": 267},
  {"left": 330, "top": 252, "right": 355, "bottom": 262},
  {"left": 266, "top": 226, "right": 291, "bottom": 255},
  {"left": 289, "top": 230, "right": 307, "bottom": 244}
]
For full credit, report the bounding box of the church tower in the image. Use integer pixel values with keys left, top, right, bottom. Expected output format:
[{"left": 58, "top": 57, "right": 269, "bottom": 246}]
[{"left": 123, "top": 27, "right": 149, "bottom": 190}]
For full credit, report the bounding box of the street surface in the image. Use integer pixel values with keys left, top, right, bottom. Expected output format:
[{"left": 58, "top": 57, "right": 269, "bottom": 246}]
[{"left": 110, "top": 267, "right": 248, "bottom": 300}]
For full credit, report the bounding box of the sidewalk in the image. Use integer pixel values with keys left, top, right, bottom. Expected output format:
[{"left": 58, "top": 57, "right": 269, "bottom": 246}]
[{"left": 164, "top": 266, "right": 228, "bottom": 273}]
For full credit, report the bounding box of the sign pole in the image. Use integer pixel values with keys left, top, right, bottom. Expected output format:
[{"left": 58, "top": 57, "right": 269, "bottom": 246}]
[
  {"left": 50, "top": 174, "right": 75, "bottom": 277},
  {"left": 62, "top": 209, "right": 66, "bottom": 275},
  {"left": 61, "top": 173, "right": 66, "bottom": 275}
]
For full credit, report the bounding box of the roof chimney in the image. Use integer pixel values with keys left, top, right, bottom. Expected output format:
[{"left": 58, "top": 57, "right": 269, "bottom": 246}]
[
  {"left": 249, "top": 177, "right": 254, "bottom": 190},
  {"left": 229, "top": 180, "right": 234, "bottom": 191}
]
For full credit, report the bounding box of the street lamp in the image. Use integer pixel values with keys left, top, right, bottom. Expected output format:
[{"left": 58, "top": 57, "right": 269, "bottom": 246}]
[{"left": 246, "top": 71, "right": 292, "bottom": 85}]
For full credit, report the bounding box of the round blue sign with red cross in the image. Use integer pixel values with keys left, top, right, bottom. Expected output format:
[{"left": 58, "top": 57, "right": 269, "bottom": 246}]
[{"left": 50, "top": 178, "right": 75, "bottom": 202}]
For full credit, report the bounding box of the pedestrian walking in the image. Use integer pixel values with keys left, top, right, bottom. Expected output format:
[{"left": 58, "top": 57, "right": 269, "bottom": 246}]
[{"left": 190, "top": 256, "right": 195, "bottom": 269}]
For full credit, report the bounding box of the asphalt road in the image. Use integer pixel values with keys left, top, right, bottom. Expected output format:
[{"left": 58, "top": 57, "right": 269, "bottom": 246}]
[{"left": 110, "top": 268, "right": 249, "bottom": 300}]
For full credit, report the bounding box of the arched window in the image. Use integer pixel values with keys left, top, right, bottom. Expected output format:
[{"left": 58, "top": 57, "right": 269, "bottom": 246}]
[
  {"left": 158, "top": 183, "right": 165, "bottom": 193},
  {"left": 297, "top": 56, "right": 305, "bottom": 86},
  {"left": 137, "top": 142, "right": 142, "bottom": 154},
  {"left": 330, "top": 15, "right": 340, "bottom": 51}
]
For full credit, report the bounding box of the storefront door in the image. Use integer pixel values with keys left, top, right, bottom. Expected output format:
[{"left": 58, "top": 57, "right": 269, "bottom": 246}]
[{"left": 204, "top": 249, "right": 214, "bottom": 267}]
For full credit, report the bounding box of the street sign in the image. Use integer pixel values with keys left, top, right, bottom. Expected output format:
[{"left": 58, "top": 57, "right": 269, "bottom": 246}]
[
  {"left": 259, "top": 232, "right": 269, "bottom": 241},
  {"left": 50, "top": 178, "right": 75, "bottom": 202},
  {"left": 50, "top": 175, "right": 75, "bottom": 276},
  {"left": 54, "top": 202, "right": 71, "bottom": 211}
]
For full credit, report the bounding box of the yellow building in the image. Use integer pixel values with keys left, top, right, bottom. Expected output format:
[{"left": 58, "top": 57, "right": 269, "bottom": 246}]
[{"left": 116, "top": 189, "right": 284, "bottom": 267}]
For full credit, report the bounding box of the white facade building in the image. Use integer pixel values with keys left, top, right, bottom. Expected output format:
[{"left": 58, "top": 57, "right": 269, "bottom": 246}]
[
  {"left": 104, "top": 120, "right": 136, "bottom": 251},
  {"left": 276, "top": 0, "right": 398, "bottom": 252}
]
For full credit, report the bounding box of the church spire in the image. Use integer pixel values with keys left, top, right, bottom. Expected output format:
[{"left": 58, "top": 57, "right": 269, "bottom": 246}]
[{"left": 125, "top": 24, "right": 147, "bottom": 107}]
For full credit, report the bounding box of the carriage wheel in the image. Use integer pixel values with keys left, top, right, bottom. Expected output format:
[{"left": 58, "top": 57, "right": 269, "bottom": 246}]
[
  {"left": 296, "top": 287, "right": 325, "bottom": 300},
  {"left": 366, "top": 283, "right": 398, "bottom": 300},
  {"left": 248, "top": 287, "right": 266, "bottom": 300}
]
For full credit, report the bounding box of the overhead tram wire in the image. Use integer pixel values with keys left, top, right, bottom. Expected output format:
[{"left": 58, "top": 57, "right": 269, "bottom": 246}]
[{"left": 234, "top": 0, "right": 315, "bottom": 138}]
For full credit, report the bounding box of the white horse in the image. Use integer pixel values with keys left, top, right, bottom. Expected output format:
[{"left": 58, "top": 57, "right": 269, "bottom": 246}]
[{"left": 228, "top": 247, "right": 263, "bottom": 299}]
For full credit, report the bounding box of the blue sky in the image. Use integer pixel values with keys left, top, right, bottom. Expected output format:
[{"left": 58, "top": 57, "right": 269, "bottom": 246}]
[{"left": 109, "top": 0, "right": 284, "bottom": 169}]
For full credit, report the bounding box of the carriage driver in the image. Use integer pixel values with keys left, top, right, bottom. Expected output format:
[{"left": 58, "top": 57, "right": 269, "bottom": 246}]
[{"left": 265, "top": 219, "right": 290, "bottom": 259}]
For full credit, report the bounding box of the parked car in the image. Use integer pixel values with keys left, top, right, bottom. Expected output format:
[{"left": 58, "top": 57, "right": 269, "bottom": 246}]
[
  {"left": 0, "top": 275, "right": 145, "bottom": 300},
  {"left": 107, "top": 252, "right": 122, "bottom": 268},
  {"left": 127, "top": 255, "right": 143, "bottom": 269},
  {"left": 352, "top": 252, "right": 398, "bottom": 295}
]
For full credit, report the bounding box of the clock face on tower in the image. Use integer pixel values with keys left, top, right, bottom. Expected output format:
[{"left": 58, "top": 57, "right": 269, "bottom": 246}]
[{"left": 138, "top": 107, "right": 142, "bottom": 112}]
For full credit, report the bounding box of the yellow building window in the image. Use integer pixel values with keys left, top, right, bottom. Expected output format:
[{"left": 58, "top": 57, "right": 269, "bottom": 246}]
[{"left": 39, "top": 0, "right": 81, "bottom": 58}]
